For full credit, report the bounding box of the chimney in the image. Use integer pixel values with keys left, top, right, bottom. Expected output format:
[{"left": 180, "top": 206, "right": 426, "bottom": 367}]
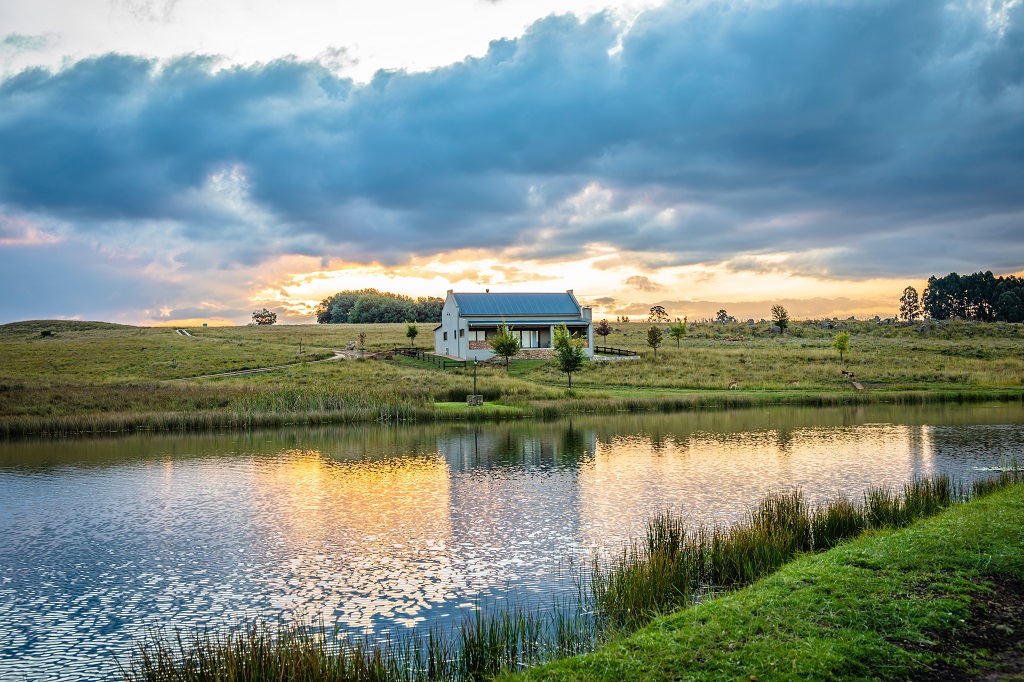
[
  {"left": 485, "top": 288, "right": 490, "bottom": 293},
  {"left": 566, "top": 289, "right": 573, "bottom": 294}
]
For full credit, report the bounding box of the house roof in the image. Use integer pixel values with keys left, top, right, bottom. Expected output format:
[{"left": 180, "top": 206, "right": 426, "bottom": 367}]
[
  {"left": 466, "top": 318, "right": 589, "bottom": 327},
  {"left": 452, "top": 292, "right": 581, "bottom": 317}
]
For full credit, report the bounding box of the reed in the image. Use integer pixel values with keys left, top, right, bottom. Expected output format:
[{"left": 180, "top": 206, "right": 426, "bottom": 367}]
[
  {"left": 120, "top": 466, "right": 1021, "bottom": 682},
  {"left": 586, "top": 470, "right": 1002, "bottom": 636},
  {"left": 810, "top": 494, "right": 864, "bottom": 549}
]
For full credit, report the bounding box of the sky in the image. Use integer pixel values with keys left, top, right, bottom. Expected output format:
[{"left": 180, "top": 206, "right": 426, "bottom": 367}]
[{"left": 1, "top": 0, "right": 1022, "bottom": 326}]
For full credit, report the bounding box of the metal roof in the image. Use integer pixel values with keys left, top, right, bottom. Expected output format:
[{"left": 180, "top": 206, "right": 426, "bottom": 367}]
[
  {"left": 452, "top": 292, "right": 581, "bottom": 317},
  {"left": 466, "top": 318, "right": 589, "bottom": 327}
]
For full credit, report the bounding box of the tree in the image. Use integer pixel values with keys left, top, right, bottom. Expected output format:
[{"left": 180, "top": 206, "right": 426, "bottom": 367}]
[
  {"left": 647, "top": 325, "right": 664, "bottom": 357},
  {"left": 833, "top": 331, "right": 850, "bottom": 369},
  {"left": 405, "top": 321, "right": 419, "bottom": 347},
  {"left": 716, "top": 309, "right": 735, "bottom": 323},
  {"left": 552, "top": 323, "right": 587, "bottom": 390},
  {"left": 488, "top": 323, "right": 521, "bottom": 368},
  {"left": 252, "top": 308, "right": 277, "bottom": 325},
  {"left": 899, "top": 286, "right": 922, "bottom": 321},
  {"left": 414, "top": 296, "right": 444, "bottom": 322},
  {"left": 649, "top": 305, "right": 669, "bottom": 323},
  {"left": 668, "top": 317, "right": 688, "bottom": 348},
  {"left": 770, "top": 304, "right": 790, "bottom": 331},
  {"left": 315, "top": 289, "right": 444, "bottom": 324},
  {"left": 594, "top": 319, "right": 612, "bottom": 340},
  {"left": 996, "top": 291, "right": 1024, "bottom": 322}
]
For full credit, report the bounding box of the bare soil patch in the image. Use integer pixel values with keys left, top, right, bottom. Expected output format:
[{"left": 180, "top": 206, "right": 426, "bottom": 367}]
[{"left": 908, "top": 579, "right": 1024, "bottom": 681}]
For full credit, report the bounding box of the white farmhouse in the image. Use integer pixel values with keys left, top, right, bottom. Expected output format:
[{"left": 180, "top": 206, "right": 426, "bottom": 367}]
[{"left": 433, "top": 290, "right": 594, "bottom": 361}]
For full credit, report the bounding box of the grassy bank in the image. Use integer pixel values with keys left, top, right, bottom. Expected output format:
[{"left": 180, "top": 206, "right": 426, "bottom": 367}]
[
  {"left": 119, "top": 469, "right": 1024, "bottom": 681},
  {"left": 509, "top": 472, "right": 1024, "bottom": 682},
  {"left": 2, "top": 319, "right": 1022, "bottom": 437}
]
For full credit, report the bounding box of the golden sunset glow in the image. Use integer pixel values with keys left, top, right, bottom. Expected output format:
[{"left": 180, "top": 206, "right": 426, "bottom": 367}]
[
  {"left": 246, "top": 450, "right": 459, "bottom": 630},
  {"left": 248, "top": 250, "right": 922, "bottom": 325}
]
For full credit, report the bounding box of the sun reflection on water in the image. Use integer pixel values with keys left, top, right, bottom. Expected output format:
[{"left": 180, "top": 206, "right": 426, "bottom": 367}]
[{"left": 0, "top": 403, "right": 1021, "bottom": 681}]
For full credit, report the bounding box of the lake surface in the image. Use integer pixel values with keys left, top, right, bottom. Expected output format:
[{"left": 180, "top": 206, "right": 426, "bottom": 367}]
[{"left": 2, "top": 403, "right": 1023, "bottom": 680}]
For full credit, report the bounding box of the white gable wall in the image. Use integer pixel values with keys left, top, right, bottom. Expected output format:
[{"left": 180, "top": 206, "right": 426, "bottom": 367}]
[{"left": 435, "top": 293, "right": 471, "bottom": 358}]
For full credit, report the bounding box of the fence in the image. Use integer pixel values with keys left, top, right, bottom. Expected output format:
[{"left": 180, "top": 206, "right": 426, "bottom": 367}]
[
  {"left": 595, "top": 345, "right": 639, "bottom": 357},
  {"left": 393, "top": 347, "right": 468, "bottom": 369}
]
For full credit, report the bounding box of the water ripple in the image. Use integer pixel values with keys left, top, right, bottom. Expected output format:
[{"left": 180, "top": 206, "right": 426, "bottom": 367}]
[{"left": 1, "top": 403, "right": 1022, "bottom": 680}]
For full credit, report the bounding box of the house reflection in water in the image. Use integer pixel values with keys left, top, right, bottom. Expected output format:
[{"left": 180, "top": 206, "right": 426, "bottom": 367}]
[{"left": 436, "top": 423, "right": 598, "bottom": 605}]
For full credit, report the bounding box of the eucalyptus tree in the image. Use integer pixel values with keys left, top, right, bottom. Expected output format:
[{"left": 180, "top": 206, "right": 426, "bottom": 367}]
[{"left": 899, "top": 286, "right": 922, "bottom": 321}]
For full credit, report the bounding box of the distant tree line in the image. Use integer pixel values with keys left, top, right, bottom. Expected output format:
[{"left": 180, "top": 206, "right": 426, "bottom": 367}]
[
  {"left": 315, "top": 289, "right": 444, "bottom": 324},
  {"left": 903, "top": 271, "right": 1024, "bottom": 323}
]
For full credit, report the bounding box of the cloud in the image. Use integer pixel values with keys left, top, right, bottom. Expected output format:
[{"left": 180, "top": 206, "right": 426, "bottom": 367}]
[
  {"left": 610, "top": 297, "right": 893, "bottom": 321},
  {"left": 111, "top": 0, "right": 182, "bottom": 23},
  {"left": 1, "top": 0, "right": 1023, "bottom": 323},
  {"left": 317, "top": 46, "right": 359, "bottom": 74},
  {"left": 623, "top": 275, "right": 664, "bottom": 292},
  {"left": 1, "top": 33, "right": 52, "bottom": 52},
  {"left": 491, "top": 265, "right": 558, "bottom": 284}
]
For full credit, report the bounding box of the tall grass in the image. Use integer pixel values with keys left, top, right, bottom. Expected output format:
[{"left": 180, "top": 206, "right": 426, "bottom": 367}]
[
  {"left": 584, "top": 470, "right": 1013, "bottom": 635},
  {"left": 121, "top": 465, "right": 1021, "bottom": 682},
  {"left": 122, "top": 602, "right": 596, "bottom": 682}
]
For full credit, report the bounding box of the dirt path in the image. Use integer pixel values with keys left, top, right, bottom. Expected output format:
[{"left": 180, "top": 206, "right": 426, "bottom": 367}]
[{"left": 167, "top": 351, "right": 346, "bottom": 381}]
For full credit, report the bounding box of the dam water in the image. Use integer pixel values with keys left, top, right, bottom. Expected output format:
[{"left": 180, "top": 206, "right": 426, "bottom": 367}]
[{"left": 1, "top": 402, "right": 1022, "bottom": 680}]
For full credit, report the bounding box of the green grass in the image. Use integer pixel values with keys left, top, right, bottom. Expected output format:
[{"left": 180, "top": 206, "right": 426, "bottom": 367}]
[
  {"left": 584, "top": 475, "right": 970, "bottom": 637},
  {"left": 2, "top": 319, "right": 1022, "bottom": 437},
  {"left": 508, "top": 473, "right": 1024, "bottom": 682},
  {"left": 568, "top": 318, "right": 1024, "bottom": 392},
  {"left": 432, "top": 401, "right": 527, "bottom": 416}
]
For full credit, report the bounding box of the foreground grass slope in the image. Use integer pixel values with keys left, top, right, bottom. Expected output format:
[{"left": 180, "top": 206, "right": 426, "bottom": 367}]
[
  {"left": 506, "top": 483, "right": 1024, "bottom": 682},
  {"left": 1, "top": 318, "right": 1022, "bottom": 436}
]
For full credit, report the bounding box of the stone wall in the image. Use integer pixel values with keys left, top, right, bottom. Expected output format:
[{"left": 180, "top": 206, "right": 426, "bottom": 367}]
[{"left": 516, "top": 349, "right": 556, "bottom": 360}]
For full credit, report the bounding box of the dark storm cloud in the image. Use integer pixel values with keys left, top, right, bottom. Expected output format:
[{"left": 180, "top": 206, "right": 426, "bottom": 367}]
[{"left": 1, "top": 0, "right": 1022, "bottom": 277}]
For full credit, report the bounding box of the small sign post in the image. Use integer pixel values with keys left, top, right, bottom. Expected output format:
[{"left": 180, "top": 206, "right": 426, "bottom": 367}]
[{"left": 467, "top": 360, "right": 483, "bottom": 406}]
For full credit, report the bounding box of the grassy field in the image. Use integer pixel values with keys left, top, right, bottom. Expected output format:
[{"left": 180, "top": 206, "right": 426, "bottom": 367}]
[{"left": 1, "top": 318, "right": 1022, "bottom": 437}]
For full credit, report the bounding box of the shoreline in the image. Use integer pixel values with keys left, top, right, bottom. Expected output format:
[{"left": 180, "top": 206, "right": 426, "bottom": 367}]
[
  {"left": 503, "top": 479, "right": 1024, "bottom": 682},
  {"left": 3, "top": 386, "right": 1022, "bottom": 440}
]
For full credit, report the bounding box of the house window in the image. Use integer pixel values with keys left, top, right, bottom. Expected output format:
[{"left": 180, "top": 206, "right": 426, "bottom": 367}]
[
  {"left": 514, "top": 330, "right": 540, "bottom": 348},
  {"left": 443, "top": 331, "right": 448, "bottom": 341},
  {"left": 468, "top": 330, "right": 486, "bottom": 342},
  {"left": 460, "top": 328, "right": 465, "bottom": 337}
]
